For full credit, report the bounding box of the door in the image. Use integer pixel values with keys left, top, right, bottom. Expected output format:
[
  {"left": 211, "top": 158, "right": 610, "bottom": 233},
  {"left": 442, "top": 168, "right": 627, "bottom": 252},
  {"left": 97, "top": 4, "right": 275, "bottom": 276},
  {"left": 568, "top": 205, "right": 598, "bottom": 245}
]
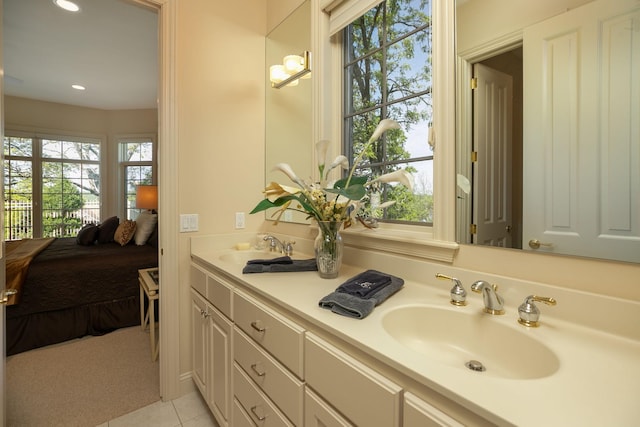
[
  {"left": 522, "top": 0, "right": 640, "bottom": 262},
  {"left": 472, "top": 63, "right": 513, "bottom": 247},
  {"left": 1, "top": 0, "right": 7, "bottom": 423}
]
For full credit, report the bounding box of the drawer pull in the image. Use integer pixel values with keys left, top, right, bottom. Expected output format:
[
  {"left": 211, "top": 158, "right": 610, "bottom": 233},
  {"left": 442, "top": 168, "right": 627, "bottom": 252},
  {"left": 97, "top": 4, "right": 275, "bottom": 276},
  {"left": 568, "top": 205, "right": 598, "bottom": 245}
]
[
  {"left": 250, "top": 363, "right": 266, "bottom": 377},
  {"left": 250, "top": 405, "right": 266, "bottom": 421},
  {"left": 250, "top": 321, "right": 266, "bottom": 332}
]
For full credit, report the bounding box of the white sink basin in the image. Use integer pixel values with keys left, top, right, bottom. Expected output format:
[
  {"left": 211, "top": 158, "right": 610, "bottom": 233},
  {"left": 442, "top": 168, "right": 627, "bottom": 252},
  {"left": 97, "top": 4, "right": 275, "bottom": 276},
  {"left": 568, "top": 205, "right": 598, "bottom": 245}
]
[{"left": 382, "top": 305, "right": 559, "bottom": 379}]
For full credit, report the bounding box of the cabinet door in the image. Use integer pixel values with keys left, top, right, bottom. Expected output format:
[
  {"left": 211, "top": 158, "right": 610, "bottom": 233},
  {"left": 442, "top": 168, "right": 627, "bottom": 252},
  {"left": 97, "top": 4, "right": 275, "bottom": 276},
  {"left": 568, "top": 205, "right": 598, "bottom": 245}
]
[
  {"left": 305, "top": 388, "right": 354, "bottom": 427},
  {"left": 403, "top": 392, "right": 464, "bottom": 427},
  {"left": 207, "top": 304, "right": 232, "bottom": 425},
  {"left": 191, "top": 290, "right": 208, "bottom": 396}
]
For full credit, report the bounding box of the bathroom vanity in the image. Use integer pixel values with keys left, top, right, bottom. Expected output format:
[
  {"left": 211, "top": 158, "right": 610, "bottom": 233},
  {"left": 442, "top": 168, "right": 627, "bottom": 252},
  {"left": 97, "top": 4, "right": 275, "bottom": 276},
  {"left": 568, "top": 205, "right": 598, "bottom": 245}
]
[{"left": 190, "top": 233, "right": 640, "bottom": 427}]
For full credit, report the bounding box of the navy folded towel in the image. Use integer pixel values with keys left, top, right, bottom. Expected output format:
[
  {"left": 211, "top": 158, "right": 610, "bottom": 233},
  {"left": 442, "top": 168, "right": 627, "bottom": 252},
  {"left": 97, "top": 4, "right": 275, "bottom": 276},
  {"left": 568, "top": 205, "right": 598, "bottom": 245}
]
[
  {"left": 246, "top": 256, "right": 293, "bottom": 265},
  {"left": 319, "top": 270, "right": 404, "bottom": 319},
  {"left": 336, "top": 270, "right": 392, "bottom": 298},
  {"left": 242, "top": 258, "right": 318, "bottom": 274}
]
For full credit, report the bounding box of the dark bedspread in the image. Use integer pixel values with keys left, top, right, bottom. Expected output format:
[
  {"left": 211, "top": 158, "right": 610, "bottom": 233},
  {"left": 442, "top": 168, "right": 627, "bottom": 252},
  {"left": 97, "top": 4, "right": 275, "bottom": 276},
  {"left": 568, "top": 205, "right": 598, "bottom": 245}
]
[{"left": 6, "top": 238, "right": 158, "bottom": 355}]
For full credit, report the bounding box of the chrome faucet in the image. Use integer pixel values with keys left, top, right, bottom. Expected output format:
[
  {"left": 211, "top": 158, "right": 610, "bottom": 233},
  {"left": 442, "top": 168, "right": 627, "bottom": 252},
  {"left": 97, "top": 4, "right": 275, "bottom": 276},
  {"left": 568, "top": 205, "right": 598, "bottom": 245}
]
[
  {"left": 471, "top": 280, "right": 505, "bottom": 315},
  {"left": 518, "top": 295, "right": 557, "bottom": 327},
  {"left": 263, "top": 235, "right": 295, "bottom": 256}
]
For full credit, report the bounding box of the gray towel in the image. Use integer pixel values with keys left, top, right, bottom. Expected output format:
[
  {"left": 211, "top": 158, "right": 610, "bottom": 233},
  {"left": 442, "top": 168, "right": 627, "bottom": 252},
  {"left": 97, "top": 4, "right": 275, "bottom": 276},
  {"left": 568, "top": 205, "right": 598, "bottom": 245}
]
[
  {"left": 242, "top": 258, "right": 318, "bottom": 274},
  {"left": 319, "top": 273, "right": 404, "bottom": 319}
]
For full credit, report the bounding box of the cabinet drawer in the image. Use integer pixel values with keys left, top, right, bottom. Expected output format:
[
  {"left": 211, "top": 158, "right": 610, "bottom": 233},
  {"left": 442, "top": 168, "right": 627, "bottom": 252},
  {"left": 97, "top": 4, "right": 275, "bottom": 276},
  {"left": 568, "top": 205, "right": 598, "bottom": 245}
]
[
  {"left": 403, "top": 392, "right": 464, "bottom": 427},
  {"left": 191, "top": 263, "right": 207, "bottom": 296},
  {"left": 233, "top": 398, "right": 257, "bottom": 427},
  {"left": 305, "top": 388, "right": 354, "bottom": 427},
  {"left": 233, "top": 363, "right": 294, "bottom": 427},
  {"left": 207, "top": 274, "right": 233, "bottom": 319},
  {"left": 305, "top": 333, "right": 402, "bottom": 427},
  {"left": 234, "top": 328, "right": 303, "bottom": 425},
  {"left": 234, "top": 290, "right": 305, "bottom": 378}
]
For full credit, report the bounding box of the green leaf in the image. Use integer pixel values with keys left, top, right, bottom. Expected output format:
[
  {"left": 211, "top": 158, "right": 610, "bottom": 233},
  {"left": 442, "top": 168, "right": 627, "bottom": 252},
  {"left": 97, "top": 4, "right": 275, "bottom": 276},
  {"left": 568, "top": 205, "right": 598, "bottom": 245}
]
[
  {"left": 333, "top": 175, "right": 368, "bottom": 189},
  {"left": 249, "top": 195, "right": 296, "bottom": 214},
  {"left": 325, "top": 184, "right": 366, "bottom": 200}
]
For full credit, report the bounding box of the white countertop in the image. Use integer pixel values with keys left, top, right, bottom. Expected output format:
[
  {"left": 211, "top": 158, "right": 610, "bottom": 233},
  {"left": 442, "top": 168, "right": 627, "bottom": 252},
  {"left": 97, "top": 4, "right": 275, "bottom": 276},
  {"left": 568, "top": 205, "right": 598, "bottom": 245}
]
[{"left": 191, "top": 233, "right": 640, "bottom": 426}]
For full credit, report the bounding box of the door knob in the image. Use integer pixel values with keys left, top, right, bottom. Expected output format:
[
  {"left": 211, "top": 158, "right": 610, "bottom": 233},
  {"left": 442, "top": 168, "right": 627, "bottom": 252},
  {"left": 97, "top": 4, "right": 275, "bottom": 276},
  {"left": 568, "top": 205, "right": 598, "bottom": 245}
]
[
  {"left": 528, "top": 239, "right": 553, "bottom": 249},
  {"left": 0, "top": 289, "right": 17, "bottom": 305}
]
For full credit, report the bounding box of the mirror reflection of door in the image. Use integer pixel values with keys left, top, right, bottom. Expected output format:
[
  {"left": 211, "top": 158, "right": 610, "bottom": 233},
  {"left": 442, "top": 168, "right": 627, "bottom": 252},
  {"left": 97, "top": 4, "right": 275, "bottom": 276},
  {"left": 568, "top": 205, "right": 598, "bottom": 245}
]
[
  {"left": 471, "top": 51, "right": 522, "bottom": 248},
  {"left": 522, "top": 0, "right": 640, "bottom": 263}
]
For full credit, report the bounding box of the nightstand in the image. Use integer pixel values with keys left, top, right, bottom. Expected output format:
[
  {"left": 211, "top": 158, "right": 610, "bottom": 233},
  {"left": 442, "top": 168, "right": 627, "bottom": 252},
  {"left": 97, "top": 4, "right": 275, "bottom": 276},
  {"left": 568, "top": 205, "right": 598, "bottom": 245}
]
[{"left": 139, "top": 267, "right": 159, "bottom": 361}]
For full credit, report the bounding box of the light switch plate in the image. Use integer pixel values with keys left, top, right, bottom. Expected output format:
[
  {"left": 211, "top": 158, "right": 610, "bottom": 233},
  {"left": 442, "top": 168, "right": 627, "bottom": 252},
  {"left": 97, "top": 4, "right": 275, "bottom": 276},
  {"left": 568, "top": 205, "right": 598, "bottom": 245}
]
[
  {"left": 180, "top": 214, "right": 199, "bottom": 232},
  {"left": 235, "top": 212, "right": 245, "bottom": 229}
]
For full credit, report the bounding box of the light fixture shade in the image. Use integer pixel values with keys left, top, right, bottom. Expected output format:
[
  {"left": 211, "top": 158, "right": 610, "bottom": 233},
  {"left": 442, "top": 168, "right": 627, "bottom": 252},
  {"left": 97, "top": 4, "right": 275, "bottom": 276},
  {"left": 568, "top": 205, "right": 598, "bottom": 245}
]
[
  {"left": 136, "top": 185, "right": 158, "bottom": 210},
  {"left": 270, "top": 65, "right": 288, "bottom": 84},
  {"left": 283, "top": 55, "right": 304, "bottom": 74}
]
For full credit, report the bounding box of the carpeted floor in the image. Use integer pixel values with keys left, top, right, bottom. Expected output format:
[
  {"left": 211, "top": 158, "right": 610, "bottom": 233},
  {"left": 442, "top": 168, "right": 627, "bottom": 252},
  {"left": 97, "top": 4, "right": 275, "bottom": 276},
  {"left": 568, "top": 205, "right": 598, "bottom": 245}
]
[{"left": 6, "top": 326, "right": 160, "bottom": 427}]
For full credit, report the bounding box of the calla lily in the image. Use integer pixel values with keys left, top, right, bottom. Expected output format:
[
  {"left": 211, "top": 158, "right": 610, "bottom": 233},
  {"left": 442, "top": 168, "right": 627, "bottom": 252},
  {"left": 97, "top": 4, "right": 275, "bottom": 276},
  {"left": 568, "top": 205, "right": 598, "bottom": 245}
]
[
  {"left": 369, "top": 169, "right": 414, "bottom": 192},
  {"left": 272, "top": 163, "right": 307, "bottom": 189},
  {"left": 368, "top": 118, "right": 401, "bottom": 144},
  {"left": 263, "top": 182, "right": 301, "bottom": 201},
  {"left": 326, "top": 155, "right": 349, "bottom": 174},
  {"left": 377, "top": 200, "right": 396, "bottom": 209}
]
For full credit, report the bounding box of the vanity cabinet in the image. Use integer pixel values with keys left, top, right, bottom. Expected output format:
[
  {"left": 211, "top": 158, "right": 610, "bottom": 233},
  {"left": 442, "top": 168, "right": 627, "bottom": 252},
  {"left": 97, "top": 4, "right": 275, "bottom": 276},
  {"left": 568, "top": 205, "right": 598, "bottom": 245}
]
[
  {"left": 191, "top": 259, "right": 483, "bottom": 427},
  {"left": 190, "top": 265, "right": 233, "bottom": 427},
  {"left": 233, "top": 289, "right": 305, "bottom": 425}
]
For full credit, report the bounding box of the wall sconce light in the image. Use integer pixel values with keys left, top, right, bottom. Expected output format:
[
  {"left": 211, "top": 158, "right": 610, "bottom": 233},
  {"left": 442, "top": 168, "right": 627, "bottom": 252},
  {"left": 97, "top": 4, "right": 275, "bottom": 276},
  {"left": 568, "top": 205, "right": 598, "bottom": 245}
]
[{"left": 270, "top": 51, "right": 311, "bottom": 89}]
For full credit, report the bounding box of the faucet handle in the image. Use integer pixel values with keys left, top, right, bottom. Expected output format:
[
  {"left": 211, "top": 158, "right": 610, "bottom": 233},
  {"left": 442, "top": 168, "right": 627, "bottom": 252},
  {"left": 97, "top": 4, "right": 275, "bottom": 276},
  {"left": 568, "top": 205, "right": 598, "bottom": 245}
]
[
  {"left": 284, "top": 241, "right": 296, "bottom": 256},
  {"left": 435, "top": 273, "right": 467, "bottom": 306},
  {"left": 518, "top": 295, "right": 557, "bottom": 327}
]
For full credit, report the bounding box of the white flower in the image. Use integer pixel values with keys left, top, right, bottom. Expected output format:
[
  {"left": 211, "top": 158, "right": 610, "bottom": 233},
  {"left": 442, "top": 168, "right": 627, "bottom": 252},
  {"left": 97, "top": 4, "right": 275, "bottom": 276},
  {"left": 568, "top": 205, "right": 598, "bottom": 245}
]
[
  {"left": 326, "top": 155, "right": 349, "bottom": 173},
  {"left": 315, "top": 140, "right": 329, "bottom": 171},
  {"left": 368, "top": 118, "right": 401, "bottom": 144},
  {"left": 369, "top": 169, "right": 414, "bottom": 192},
  {"left": 272, "top": 163, "right": 307, "bottom": 189}
]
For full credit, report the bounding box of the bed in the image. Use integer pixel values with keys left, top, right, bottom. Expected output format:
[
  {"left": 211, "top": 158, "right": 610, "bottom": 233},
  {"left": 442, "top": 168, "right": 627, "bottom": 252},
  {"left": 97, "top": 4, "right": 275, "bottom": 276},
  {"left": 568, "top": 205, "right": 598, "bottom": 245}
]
[{"left": 5, "top": 215, "right": 159, "bottom": 356}]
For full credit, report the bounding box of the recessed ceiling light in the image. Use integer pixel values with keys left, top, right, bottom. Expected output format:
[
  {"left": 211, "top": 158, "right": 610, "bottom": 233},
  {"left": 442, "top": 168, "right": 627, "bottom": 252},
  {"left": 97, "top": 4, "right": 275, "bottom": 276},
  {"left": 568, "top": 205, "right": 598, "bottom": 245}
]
[
  {"left": 53, "top": 0, "right": 80, "bottom": 12},
  {"left": 72, "top": 84, "right": 86, "bottom": 91}
]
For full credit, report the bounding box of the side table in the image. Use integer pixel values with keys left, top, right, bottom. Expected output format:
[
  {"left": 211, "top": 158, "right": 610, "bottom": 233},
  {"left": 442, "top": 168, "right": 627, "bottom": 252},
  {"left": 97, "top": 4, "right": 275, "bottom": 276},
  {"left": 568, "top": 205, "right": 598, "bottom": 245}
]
[{"left": 139, "top": 267, "right": 159, "bottom": 361}]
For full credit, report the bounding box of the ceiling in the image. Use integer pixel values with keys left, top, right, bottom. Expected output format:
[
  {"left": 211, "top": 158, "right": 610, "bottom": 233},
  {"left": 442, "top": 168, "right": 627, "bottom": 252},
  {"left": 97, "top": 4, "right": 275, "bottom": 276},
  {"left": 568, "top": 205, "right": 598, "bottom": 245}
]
[{"left": 3, "top": 0, "right": 158, "bottom": 110}]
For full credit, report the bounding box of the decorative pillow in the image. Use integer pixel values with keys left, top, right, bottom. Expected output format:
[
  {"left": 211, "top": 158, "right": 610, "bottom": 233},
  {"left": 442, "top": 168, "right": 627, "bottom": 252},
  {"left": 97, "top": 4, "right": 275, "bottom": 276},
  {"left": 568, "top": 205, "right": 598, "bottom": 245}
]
[
  {"left": 114, "top": 220, "right": 137, "bottom": 246},
  {"left": 76, "top": 224, "right": 98, "bottom": 246},
  {"left": 134, "top": 212, "right": 158, "bottom": 245},
  {"left": 97, "top": 216, "right": 119, "bottom": 244}
]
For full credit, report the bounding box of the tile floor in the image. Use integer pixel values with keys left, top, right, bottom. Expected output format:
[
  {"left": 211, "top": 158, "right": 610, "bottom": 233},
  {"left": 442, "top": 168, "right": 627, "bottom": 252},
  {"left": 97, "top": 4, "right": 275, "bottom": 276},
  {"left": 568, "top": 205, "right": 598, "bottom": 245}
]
[{"left": 97, "top": 391, "right": 219, "bottom": 427}]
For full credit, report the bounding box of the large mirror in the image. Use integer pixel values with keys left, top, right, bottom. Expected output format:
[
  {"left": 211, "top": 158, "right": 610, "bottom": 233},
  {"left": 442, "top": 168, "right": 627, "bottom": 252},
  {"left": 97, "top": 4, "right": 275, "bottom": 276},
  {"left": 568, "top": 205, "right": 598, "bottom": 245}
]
[
  {"left": 455, "top": 0, "right": 640, "bottom": 263},
  {"left": 265, "top": 0, "right": 312, "bottom": 224}
]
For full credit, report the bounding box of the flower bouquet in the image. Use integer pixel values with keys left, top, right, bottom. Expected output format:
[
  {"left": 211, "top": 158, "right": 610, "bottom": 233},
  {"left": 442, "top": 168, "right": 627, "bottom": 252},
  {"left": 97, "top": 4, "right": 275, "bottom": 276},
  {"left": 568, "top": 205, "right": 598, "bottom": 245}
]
[{"left": 250, "top": 119, "right": 413, "bottom": 277}]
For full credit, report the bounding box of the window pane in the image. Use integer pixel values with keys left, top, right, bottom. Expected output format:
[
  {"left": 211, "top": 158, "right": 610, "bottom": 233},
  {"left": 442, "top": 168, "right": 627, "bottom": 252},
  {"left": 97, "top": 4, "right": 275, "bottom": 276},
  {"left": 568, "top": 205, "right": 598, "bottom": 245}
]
[
  {"left": 5, "top": 137, "right": 33, "bottom": 157},
  {"left": 344, "top": 0, "right": 433, "bottom": 226},
  {"left": 42, "top": 139, "right": 61, "bottom": 158},
  {"left": 4, "top": 158, "right": 34, "bottom": 240}
]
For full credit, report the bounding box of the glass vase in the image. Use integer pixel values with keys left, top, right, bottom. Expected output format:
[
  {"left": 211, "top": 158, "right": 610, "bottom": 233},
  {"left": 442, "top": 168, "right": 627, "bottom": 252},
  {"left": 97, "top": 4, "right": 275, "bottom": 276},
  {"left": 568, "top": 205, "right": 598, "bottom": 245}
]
[{"left": 314, "top": 221, "right": 344, "bottom": 279}]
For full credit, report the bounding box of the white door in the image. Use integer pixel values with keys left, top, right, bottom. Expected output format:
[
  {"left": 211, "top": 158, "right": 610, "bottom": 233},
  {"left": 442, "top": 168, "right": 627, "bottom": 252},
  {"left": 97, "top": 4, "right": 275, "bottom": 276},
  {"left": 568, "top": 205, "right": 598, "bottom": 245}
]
[
  {"left": 473, "top": 63, "right": 513, "bottom": 247},
  {"left": 522, "top": 0, "right": 640, "bottom": 262}
]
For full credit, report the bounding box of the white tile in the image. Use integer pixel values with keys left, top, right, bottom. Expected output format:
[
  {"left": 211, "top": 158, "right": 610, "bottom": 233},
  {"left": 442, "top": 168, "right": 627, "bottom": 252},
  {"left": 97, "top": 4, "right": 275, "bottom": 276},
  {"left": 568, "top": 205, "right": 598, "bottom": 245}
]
[
  {"left": 181, "top": 410, "right": 220, "bottom": 427},
  {"left": 108, "top": 400, "right": 181, "bottom": 427},
  {"left": 172, "top": 391, "right": 211, "bottom": 424}
]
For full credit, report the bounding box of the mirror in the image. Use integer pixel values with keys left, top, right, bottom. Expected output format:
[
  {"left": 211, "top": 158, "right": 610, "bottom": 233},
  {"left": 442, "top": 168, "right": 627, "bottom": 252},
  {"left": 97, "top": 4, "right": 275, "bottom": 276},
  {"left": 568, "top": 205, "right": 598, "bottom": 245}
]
[
  {"left": 455, "top": 0, "right": 640, "bottom": 263},
  {"left": 265, "top": 0, "right": 312, "bottom": 224}
]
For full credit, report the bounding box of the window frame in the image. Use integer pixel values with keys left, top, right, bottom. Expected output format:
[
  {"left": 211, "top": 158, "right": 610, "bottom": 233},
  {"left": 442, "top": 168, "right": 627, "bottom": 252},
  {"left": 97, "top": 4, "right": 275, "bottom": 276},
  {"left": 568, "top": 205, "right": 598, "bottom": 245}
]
[
  {"left": 321, "top": 0, "right": 458, "bottom": 261},
  {"left": 117, "top": 135, "right": 157, "bottom": 220},
  {"left": 4, "top": 129, "right": 104, "bottom": 240}
]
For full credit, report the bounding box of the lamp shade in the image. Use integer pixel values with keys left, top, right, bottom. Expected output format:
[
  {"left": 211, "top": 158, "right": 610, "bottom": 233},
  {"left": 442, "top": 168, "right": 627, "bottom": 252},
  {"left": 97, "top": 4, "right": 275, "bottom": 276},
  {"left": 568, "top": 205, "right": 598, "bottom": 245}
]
[{"left": 136, "top": 185, "right": 158, "bottom": 210}]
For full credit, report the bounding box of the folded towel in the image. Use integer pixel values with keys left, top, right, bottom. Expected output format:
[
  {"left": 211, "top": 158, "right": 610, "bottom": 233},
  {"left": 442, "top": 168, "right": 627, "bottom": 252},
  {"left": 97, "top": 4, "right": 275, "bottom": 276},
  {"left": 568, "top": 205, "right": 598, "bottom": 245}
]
[
  {"left": 319, "top": 271, "right": 404, "bottom": 319},
  {"left": 336, "top": 269, "right": 392, "bottom": 298},
  {"left": 242, "top": 258, "right": 318, "bottom": 274},
  {"left": 246, "top": 256, "right": 293, "bottom": 265}
]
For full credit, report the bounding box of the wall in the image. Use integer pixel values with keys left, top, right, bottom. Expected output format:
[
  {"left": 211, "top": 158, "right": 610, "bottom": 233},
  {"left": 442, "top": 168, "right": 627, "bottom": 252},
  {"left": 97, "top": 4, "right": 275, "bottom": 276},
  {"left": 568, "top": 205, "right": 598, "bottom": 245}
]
[
  {"left": 174, "top": 0, "right": 267, "bottom": 380},
  {"left": 4, "top": 95, "right": 157, "bottom": 219}
]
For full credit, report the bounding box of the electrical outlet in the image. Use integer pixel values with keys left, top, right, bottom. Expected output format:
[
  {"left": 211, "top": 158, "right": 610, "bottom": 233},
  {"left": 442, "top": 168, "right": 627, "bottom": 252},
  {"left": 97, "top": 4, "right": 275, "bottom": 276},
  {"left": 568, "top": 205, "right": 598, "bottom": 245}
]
[{"left": 235, "top": 212, "right": 245, "bottom": 229}]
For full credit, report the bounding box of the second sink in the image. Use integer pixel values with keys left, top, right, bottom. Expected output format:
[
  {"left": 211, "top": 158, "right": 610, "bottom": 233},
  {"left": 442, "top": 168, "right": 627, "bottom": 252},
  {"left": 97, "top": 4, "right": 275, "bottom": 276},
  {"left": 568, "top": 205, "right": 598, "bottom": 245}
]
[{"left": 382, "top": 305, "right": 559, "bottom": 380}]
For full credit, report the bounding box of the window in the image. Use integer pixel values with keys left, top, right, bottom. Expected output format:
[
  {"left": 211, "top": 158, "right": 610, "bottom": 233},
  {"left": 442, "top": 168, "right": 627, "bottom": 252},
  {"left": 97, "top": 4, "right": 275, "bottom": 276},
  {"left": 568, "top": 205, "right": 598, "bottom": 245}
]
[
  {"left": 119, "top": 139, "right": 155, "bottom": 220},
  {"left": 4, "top": 135, "right": 102, "bottom": 240},
  {"left": 343, "top": 0, "right": 433, "bottom": 224}
]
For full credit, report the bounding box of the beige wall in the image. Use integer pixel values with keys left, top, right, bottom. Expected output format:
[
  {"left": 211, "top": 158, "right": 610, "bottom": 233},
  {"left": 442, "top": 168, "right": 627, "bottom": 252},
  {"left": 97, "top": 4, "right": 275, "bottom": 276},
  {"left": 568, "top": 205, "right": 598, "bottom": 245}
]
[
  {"left": 4, "top": 95, "right": 157, "bottom": 219},
  {"left": 174, "top": 0, "right": 267, "bottom": 378}
]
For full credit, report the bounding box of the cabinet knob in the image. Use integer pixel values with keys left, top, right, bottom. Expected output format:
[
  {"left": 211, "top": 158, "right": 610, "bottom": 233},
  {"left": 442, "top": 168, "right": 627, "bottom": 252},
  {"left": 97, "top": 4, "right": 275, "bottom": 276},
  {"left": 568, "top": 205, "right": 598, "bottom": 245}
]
[
  {"left": 250, "top": 363, "right": 266, "bottom": 377},
  {"left": 250, "top": 405, "right": 266, "bottom": 421}
]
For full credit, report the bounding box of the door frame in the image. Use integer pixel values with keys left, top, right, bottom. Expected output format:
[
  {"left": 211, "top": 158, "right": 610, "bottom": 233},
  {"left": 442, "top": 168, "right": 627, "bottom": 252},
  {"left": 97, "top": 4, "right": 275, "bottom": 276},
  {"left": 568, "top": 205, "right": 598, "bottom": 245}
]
[{"left": 455, "top": 30, "right": 522, "bottom": 244}]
